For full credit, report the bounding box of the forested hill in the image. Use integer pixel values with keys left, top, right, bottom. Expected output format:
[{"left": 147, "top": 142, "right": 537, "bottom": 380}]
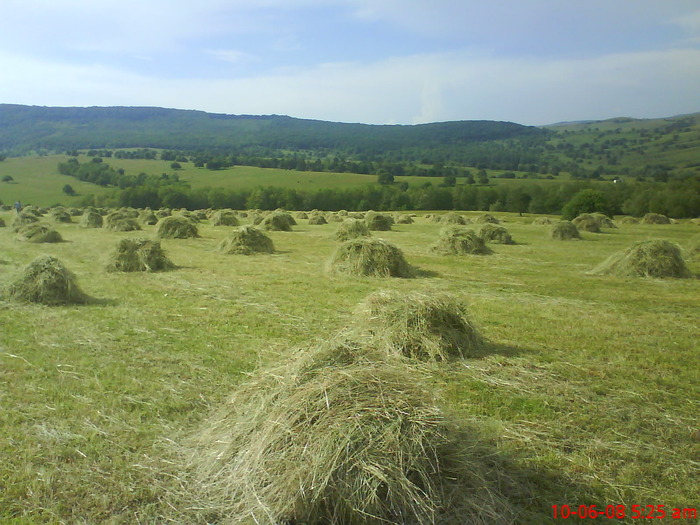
[{"left": 0, "top": 104, "right": 545, "bottom": 158}]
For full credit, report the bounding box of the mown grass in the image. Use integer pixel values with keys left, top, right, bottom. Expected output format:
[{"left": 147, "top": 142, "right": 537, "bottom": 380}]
[{"left": 0, "top": 211, "right": 699, "bottom": 523}]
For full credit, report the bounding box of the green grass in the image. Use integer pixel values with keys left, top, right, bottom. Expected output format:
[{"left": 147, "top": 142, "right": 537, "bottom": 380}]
[{"left": 0, "top": 211, "right": 698, "bottom": 523}]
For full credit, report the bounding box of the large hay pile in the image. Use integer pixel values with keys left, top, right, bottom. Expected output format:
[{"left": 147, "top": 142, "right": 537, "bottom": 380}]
[
  {"left": 476, "top": 224, "right": 514, "bottom": 244},
  {"left": 80, "top": 210, "right": 103, "bottom": 228},
  {"left": 106, "top": 238, "right": 174, "bottom": 272},
  {"left": 187, "top": 342, "right": 516, "bottom": 525},
  {"left": 218, "top": 226, "right": 275, "bottom": 255},
  {"left": 16, "top": 223, "right": 63, "bottom": 243},
  {"left": 308, "top": 214, "right": 328, "bottom": 225},
  {"left": 105, "top": 211, "right": 142, "bottom": 232},
  {"left": 334, "top": 219, "right": 371, "bottom": 242},
  {"left": 4, "top": 255, "right": 90, "bottom": 305},
  {"left": 49, "top": 208, "right": 73, "bottom": 223},
  {"left": 351, "top": 291, "right": 482, "bottom": 360},
  {"left": 548, "top": 221, "right": 581, "bottom": 240},
  {"left": 327, "top": 238, "right": 413, "bottom": 277},
  {"left": 641, "top": 212, "right": 671, "bottom": 224},
  {"left": 590, "top": 240, "right": 691, "bottom": 278},
  {"left": 261, "top": 211, "right": 294, "bottom": 231},
  {"left": 210, "top": 210, "right": 240, "bottom": 227},
  {"left": 157, "top": 216, "right": 199, "bottom": 239},
  {"left": 571, "top": 213, "right": 601, "bottom": 233},
  {"left": 430, "top": 226, "right": 491, "bottom": 255},
  {"left": 364, "top": 210, "right": 393, "bottom": 231}
]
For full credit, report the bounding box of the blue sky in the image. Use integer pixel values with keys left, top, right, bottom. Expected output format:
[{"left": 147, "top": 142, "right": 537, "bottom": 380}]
[{"left": 1, "top": 0, "right": 699, "bottom": 125}]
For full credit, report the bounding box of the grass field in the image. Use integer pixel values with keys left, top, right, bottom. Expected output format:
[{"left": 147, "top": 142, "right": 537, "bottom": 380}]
[{"left": 1, "top": 210, "right": 698, "bottom": 523}]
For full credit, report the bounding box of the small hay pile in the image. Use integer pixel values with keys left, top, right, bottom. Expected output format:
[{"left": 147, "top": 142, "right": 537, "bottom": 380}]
[
  {"left": 49, "top": 208, "right": 73, "bottom": 223},
  {"left": 295, "top": 211, "right": 309, "bottom": 220},
  {"left": 641, "top": 212, "right": 671, "bottom": 224},
  {"left": 473, "top": 213, "right": 500, "bottom": 224},
  {"left": 591, "top": 213, "right": 617, "bottom": 228},
  {"left": 16, "top": 223, "right": 63, "bottom": 243},
  {"left": 437, "top": 212, "right": 468, "bottom": 225},
  {"left": 327, "top": 238, "right": 413, "bottom": 277},
  {"left": 617, "top": 216, "right": 639, "bottom": 224},
  {"left": 80, "top": 210, "right": 103, "bottom": 228},
  {"left": 334, "top": 219, "right": 371, "bottom": 242},
  {"left": 476, "top": 223, "right": 514, "bottom": 244},
  {"left": 531, "top": 217, "right": 555, "bottom": 226},
  {"left": 157, "top": 216, "right": 199, "bottom": 239},
  {"left": 105, "top": 211, "right": 142, "bottom": 232},
  {"left": 210, "top": 210, "right": 240, "bottom": 227},
  {"left": 187, "top": 342, "right": 516, "bottom": 525},
  {"left": 395, "top": 214, "right": 414, "bottom": 224},
  {"left": 590, "top": 240, "right": 691, "bottom": 278},
  {"left": 308, "top": 214, "right": 328, "bottom": 225},
  {"left": 218, "top": 226, "right": 274, "bottom": 255},
  {"left": 548, "top": 221, "right": 581, "bottom": 240},
  {"left": 430, "top": 226, "right": 491, "bottom": 255},
  {"left": 4, "top": 255, "right": 89, "bottom": 305},
  {"left": 0, "top": 217, "right": 5, "bottom": 227},
  {"left": 262, "top": 211, "right": 294, "bottom": 231},
  {"left": 138, "top": 210, "right": 159, "bottom": 225},
  {"left": 364, "top": 210, "right": 393, "bottom": 231},
  {"left": 106, "top": 238, "right": 174, "bottom": 272},
  {"left": 572, "top": 213, "right": 601, "bottom": 233},
  {"left": 351, "top": 291, "right": 482, "bottom": 360}
]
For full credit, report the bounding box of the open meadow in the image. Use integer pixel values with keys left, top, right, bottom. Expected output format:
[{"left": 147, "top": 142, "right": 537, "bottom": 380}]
[{"left": 0, "top": 209, "right": 698, "bottom": 523}]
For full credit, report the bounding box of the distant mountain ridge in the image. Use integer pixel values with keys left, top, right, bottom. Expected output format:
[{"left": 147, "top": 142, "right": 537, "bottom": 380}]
[{"left": 0, "top": 104, "right": 545, "bottom": 156}]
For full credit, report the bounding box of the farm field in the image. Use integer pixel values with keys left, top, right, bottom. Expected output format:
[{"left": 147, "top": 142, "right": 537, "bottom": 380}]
[{"left": 0, "top": 210, "right": 699, "bottom": 523}]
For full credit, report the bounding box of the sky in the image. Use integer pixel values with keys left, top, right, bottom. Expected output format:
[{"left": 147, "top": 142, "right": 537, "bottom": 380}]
[{"left": 1, "top": 0, "right": 699, "bottom": 126}]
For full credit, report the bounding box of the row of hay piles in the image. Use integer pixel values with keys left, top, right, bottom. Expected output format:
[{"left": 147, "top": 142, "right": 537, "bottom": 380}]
[
  {"left": 187, "top": 292, "right": 516, "bottom": 525},
  {"left": 16, "top": 223, "right": 63, "bottom": 243},
  {"left": 590, "top": 240, "right": 691, "bottom": 278},
  {"left": 106, "top": 238, "right": 175, "bottom": 272},
  {"left": 3, "top": 255, "right": 90, "bottom": 305},
  {"left": 218, "top": 226, "right": 274, "bottom": 255}
]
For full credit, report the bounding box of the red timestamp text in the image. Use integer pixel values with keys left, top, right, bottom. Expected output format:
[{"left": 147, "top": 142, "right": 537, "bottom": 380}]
[{"left": 552, "top": 504, "right": 698, "bottom": 520}]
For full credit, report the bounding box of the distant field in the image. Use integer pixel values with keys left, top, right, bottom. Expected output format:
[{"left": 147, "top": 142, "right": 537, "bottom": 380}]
[{"left": 0, "top": 211, "right": 698, "bottom": 523}]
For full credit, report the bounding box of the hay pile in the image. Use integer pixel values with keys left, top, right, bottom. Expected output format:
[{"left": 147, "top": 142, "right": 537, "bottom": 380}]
[
  {"left": 4, "top": 255, "right": 90, "bottom": 305},
  {"left": 295, "top": 211, "right": 309, "bottom": 220},
  {"left": 395, "top": 214, "right": 414, "bottom": 224},
  {"left": 155, "top": 209, "right": 171, "bottom": 219},
  {"left": 308, "top": 214, "right": 328, "bottom": 225},
  {"left": 617, "top": 216, "right": 639, "bottom": 224},
  {"left": 49, "top": 208, "right": 73, "bottom": 223},
  {"left": 572, "top": 213, "right": 601, "bottom": 233},
  {"left": 364, "top": 210, "right": 393, "bottom": 231},
  {"left": 16, "top": 223, "right": 63, "bottom": 243},
  {"left": 591, "top": 213, "right": 617, "bottom": 228},
  {"left": 262, "top": 211, "right": 294, "bottom": 231},
  {"left": 106, "top": 238, "right": 174, "bottom": 272},
  {"left": 531, "top": 217, "right": 555, "bottom": 225},
  {"left": 548, "top": 221, "right": 581, "bottom": 240},
  {"left": 187, "top": 341, "right": 516, "bottom": 525},
  {"left": 334, "top": 219, "right": 371, "bottom": 242},
  {"left": 476, "top": 224, "right": 514, "bottom": 244},
  {"left": 473, "top": 213, "right": 500, "bottom": 224},
  {"left": 430, "top": 226, "right": 491, "bottom": 255},
  {"left": 327, "top": 238, "right": 413, "bottom": 277},
  {"left": 218, "top": 226, "right": 274, "bottom": 255},
  {"left": 437, "top": 212, "right": 469, "bottom": 225},
  {"left": 351, "top": 291, "right": 482, "bottom": 360},
  {"left": 105, "top": 211, "right": 142, "bottom": 232},
  {"left": 80, "top": 210, "right": 103, "bottom": 228},
  {"left": 11, "top": 212, "right": 39, "bottom": 232},
  {"left": 210, "top": 210, "right": 240, "bottom": 227},
  {"left": 641, "top": 213, "right": 671, "bottom": 224},
  {"left": 138, "top": 210, "right": 159, "bottom": 225},
  {"left": 590, "top": 240, "right": 691, "bottom": 278},
  {"left": 157, "top": 216, "right": 199, "bottom": 239},
  {"left": 0, "top": 217, "right": 5, "bottom": 227}
]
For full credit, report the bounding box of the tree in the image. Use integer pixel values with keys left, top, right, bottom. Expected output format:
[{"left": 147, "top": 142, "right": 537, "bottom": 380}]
[
  {"left": 377, "top": 170, "right": 394, "bottom": 185},
  {"left": 477, "top": 169, "right": 489, "bottom": 185},
  {"left": 561, "top": 189, "right": 610, "bottom": 219},
  {"left": 0, "top": 154, "right": 7, "bottom": 162},
  {"left": 170, "top": 162, "right": 182, "bottom": 170},
  {"left": 62, "top": 184, "right": 76, "bottom": 196},
  {"left": 2, "top": 175, "right": 13, "bottom": 183},
  {"left": 443, "top": 175, "right": 457, "bottom": 187}
]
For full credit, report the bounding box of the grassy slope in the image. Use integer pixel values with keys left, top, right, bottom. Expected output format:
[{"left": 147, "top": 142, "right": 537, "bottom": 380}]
[{"left": 0, "top": 212, "right": 698, "bottom": 523}]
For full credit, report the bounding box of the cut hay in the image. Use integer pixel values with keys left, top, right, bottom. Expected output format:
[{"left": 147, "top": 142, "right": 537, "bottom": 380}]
[
  {"left": 548, "top": 221, "right": 581, "bottom": 240},
  {"left": 326, "top": 212, "right": 344, "bottom": 223},
  {"left": 49, "top": 208, "right": 73, "bottom": 223},
  {"left": 531, "top": 217, "right": 555, "bottom": 225},
  {"left": 295, "top": 211, "right": 309, "bottom": 220},
  {"left": 617, "top": 216, "right": 639, "bottom": 224},
  {"left": 364, "top": 210, "right": 393, "bottom": 231},
  {"left": 105, "top": 211, "right": 142, "bottom": 232},
  {"left": 0, "top": 217, "right": 5, "bottom": 227},
  {"left": 475, "top": 223, "right": 514, "bottom": 244},
  {"left": 590, "top": 240, "right": 691, "bottom": 278},
  {"left": 187, "top": 344, "right": 516, "bottom": 525},
  {"left": 218, "top": 226, "right": 274, "bottom": 255},
  {"left": 261, "top": 211, "right": 294, "bottom": 231},
  {"left": 210, "top": 210, "right": 240, "bottom": 227},
  {"left": 79, "top": 211, "right": 103, "bottom": 228},
  {"left": 155, "top": 209, "right": 171, "bottom": 219},
  {"left": 138, "top": 210, "right": 159, "bottom": 225},
  {"left": 591, "top": 213, "right": 617, "bottom": 228},
  {"left": 334, "top": 218, "right": 371, "bottom": 242},
  {"left": 437, "top": 212, "right": 468, "bottom": 225},
  {"left": 327, "top": 238, "right": 413, "bottom": 277},
  {"left": 4, "top": 255, "right": 90, "bottom": 305},
  {"left": 11, "top": 212, "right": 39, "bottom": 232},
  {"left": 351, "top": 290, "right": 482, "bottom": 361},
  {"left": 106, "top": 238, "right": 174, "bottom": 272},
  {"left": 395, "top": 214, "right": 414, "bottom": 224},
  {"left": 308, "top": 214, "right": 328, "bottom": 225},
  {"left": 572, "top": 214, "right": 601, "bottom": 233},
  {"left": 157, "top": 216, "right": 199, "bottom": 239},
  {"left": 430, "top": 226, "right": 491, "bottom": 255},
  {"left": 473, "top": 213, "right": 500, "bottom": 224},
  {"left": 641, "top": 212, "right": 671, "bottom": 224},
  {"left": 16, "top": 223, "right": 63, "bottom": 243}
]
